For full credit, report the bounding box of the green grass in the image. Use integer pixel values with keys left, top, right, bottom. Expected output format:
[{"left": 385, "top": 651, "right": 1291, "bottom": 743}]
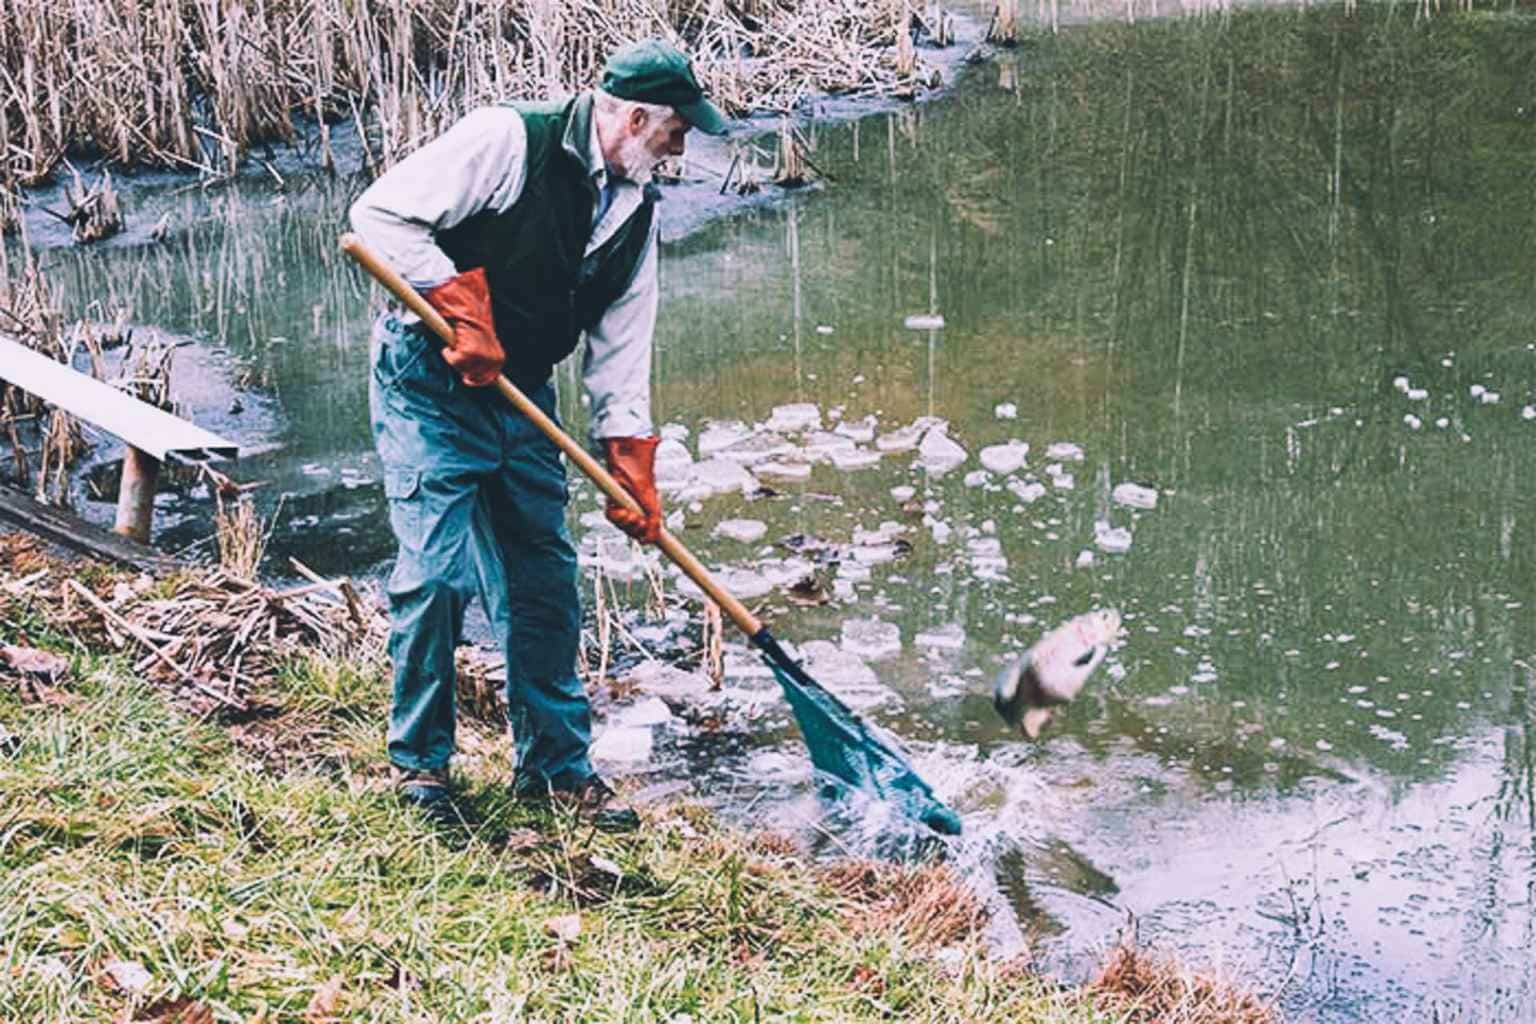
[{"left": 0, "top": 659, "right": 1118, "bottom": 1024}]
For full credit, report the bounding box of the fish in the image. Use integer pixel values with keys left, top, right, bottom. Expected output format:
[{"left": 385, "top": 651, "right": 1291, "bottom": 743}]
[{"left": 994, "top": 609, "right": 1123, "bottom": 738}]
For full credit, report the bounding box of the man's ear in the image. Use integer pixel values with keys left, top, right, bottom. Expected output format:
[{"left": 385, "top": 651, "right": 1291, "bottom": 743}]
[{"left": 626, "top": 106, "right": 649, "bottom": 134}]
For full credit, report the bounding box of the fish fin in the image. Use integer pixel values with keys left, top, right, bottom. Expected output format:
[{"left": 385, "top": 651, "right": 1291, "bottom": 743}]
[{"left": 1022, "top": 707, "right": 1053, "bottom": 739}]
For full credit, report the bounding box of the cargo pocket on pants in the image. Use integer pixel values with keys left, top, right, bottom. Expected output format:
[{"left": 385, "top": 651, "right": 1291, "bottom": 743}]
[{"left": 384, "top": 468, "right": 422, "bottom": 539}]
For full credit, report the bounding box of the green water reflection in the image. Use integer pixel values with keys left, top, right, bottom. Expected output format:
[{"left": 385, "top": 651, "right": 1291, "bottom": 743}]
[{"left": 32, "top": 6, "right": 1536, "bottom": 1020}]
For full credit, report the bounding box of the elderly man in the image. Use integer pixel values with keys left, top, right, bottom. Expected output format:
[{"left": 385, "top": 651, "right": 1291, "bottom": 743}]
[{"left": 349, "top": 39, "right": 729, "bottom": 830}]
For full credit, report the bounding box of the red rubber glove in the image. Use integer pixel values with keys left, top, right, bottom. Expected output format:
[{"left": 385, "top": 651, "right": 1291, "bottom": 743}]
[
  {"left": 423, "top": 267, "right": 504, "bottom": 387},
  {"left": 603, "top": 436, "right": 663, "bottom": 544}
]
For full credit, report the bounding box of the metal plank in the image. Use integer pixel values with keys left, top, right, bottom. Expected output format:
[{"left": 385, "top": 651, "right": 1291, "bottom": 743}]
[{"left": 0, "top": 334, "right": 238, "bottom": 461}]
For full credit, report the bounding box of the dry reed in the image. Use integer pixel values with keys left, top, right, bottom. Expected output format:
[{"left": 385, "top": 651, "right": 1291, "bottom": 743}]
[
  {"left": 214, "top": 493, "right": 269, "bottom": 581},
  {"left": 0, "top": 0, "right": 943, "bottom": 185},
  {"left": 1089, "top": 944, "right": 1277, "bottom": 1024}
]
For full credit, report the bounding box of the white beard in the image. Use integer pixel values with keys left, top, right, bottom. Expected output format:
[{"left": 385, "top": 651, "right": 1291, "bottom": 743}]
[{"left": 611, "top": 132, "right": 657, "bottom": 185}]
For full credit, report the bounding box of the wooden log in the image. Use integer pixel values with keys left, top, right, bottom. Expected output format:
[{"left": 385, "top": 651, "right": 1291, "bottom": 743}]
[
  {"left": 113, "top": 445, "right": 161, "bottom": 543},
  {"left": 0, "top": 482, "right": 176, "bottom": 572}
]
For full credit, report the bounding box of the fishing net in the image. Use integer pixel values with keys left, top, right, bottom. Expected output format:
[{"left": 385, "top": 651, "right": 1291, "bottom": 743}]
[{"left": 756, "top": 632, "right": 962, "bottom": 836}]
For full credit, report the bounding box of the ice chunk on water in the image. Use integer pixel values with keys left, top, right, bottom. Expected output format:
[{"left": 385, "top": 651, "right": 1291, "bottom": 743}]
[
  {"left": 1045, "top": 441, "right": 1085, "bottom": 462},
  {"left": 1405, "top": 388, "right": 1428, "bottom": 401},
  {"left": 765, "top": 402, "right": 822, "bottom": 433},
  {"left": 655, "top": 438, "right": 694, "bottom": 486},
  {"left": 834, "top": 415, "right": 878, "bottom": 443},
  {"left": 903, "top": 313, "right": 945, "bottom": 330},
  {"left": 755, "top": 460, "right": 813, "bottom": 479},
  {"left": 1007, "top": 478, "right": 1046, "bottom": 504},
  {"left": 579, "top": 509, "right": 623, "bottom": 535},
  {"left": 716, "top": 433, "right": 797, "bottom": 466},
  {"left": 630, "top": 661, "right": 714, "bottom": 704},
  {"left": 698, "top": 420, "right": 753, "bottom": 456},
  {"left": 1095, "top": 521, "right": 1132, "bottom": 553},
  {"left": 610, "top": 696, "right": 674, "bottom": 729},
  {"left": 759, "top": 556, "right": 815, "bottom": 586},
  {"left": 963, "top": 470, "right": 990, "bottom": 488},
  {"left": 994, "top": 402, "right": 1018, "bottom": 420},
  {"left": 876, "top": 418, "right": 945, "bottom": 453},
  {"left": 1052, "top": 473, "right": 1075, "bottom": 490},
  {"left": 1392, "top": 376, "right": 1410, "bottom": 392},
  {"left": 714, "top": 519, "right": 767, "bottom": 543},
  {"left": 1076, "top": 549, "right": 1095, "bottom": 567},
  {"left": 1523, "top": 405, "right": 1536, "bottom": 421},
  {"left": 802, "top": 431, "right": 858, "bottom": 461},
  {"left": 746, "top": 750, "right": 810, "bottom": 781},
  {"left": 829, "top": 446, "right": 881, "bottom": 471},
  {"left": 1403, "top": 414, "right": 1422, "bottom": 430},
  {"left": 591, "top": 725, "right": 653, "bottom": 763},
  {"left": 1112, "top": 482, "right": 1159, "bottom": 509},
  {"left": 929, "top": 520, "right": 953, "bottom": 544},
  {"left": 917, "top": 426, "right": 968, "bottom": 472},
  {"left": 1481, "top": 391, "right": 1501, "bottom": 404},
  {"left": 854, "top": 521, "right": 906, "bottom": 545},
  {"left": 979, "top": 441, "right": 1029, "bottom": 475},
  {"left": 837, "top": 618, "right": 903, "bottom": 661},
  {"left": 967, "top": 537, "right": 1003, "bottom": 557},
  {"left": 683, "top": 459, "right": 755, "bottom": 498},
  {"left": 1470, "top": 384, "right": 1487, "bottom": 398},
  {"left": 853, "top": 544, "right": 901, "bottom": 565},
  {"left": 890, "top": 484, "right": 916, "bottom": 501},
  {"left": 914, "top": 623, "right": 966, "bottom": 650},
  {"left": 799, "top": 640, "right": 898, "bottom": 709},
  {"left": 675, "top": 566, "right": 773, "bottom": 601}
]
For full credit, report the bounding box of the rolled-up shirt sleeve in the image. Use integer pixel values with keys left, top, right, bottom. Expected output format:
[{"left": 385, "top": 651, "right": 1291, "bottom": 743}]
[
  {"left": 583, "top": 220, "right": 659, "bottom": 441},
  {"left": 347, "top": 107, "right": 529, "bottom": 291}
]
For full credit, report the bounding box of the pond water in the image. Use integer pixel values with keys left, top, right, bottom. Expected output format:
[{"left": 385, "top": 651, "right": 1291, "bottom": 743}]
[{"left": 25, "top": 5, "right": 1536, "bottom": 1020}]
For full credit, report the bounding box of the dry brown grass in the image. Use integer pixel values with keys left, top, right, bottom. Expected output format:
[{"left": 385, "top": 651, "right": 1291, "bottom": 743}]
[
  {"left": 1089, "top": 944, "right": 1277, "bottom": 1024},
  {"left": 213, "top": 493, "right": 268, "bottom": 581},
  {"left": 0, "top": 0, "right": 942, "bottom": 185},
  {"left": 821, "top": 860, "right": 987, "bottom": 950}
]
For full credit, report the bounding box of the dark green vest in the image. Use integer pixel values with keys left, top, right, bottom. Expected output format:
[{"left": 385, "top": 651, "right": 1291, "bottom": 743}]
[{"left": 436, "top": 94, "right": 656, "bottom": 391}]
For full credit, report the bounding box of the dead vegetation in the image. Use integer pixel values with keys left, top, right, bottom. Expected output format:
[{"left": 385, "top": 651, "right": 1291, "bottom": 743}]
[
  {"left": 0, "top": 0, "right": 951, "bottom": 188},
  {"left": 0, "top": 534, "right": 382, "bottom": 716},
  {"left": 1089, "top": 943, "right": 1278, "bottom": 1024},
  {"left": 821, "top": 859, "right": 987, "bottom": 950}
]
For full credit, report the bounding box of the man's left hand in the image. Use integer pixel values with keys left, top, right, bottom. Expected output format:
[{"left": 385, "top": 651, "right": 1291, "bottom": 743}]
[{"left": 603, "top": 436, "right": 663, "bottom": 544}]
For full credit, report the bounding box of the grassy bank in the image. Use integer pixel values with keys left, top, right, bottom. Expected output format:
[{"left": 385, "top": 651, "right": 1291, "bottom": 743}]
[
  {"left": 0, "top": 0, "right": 946, "bottom": 194},
  {"left": 0, "top": 532, "right": 1276, "bottom": 1022}
]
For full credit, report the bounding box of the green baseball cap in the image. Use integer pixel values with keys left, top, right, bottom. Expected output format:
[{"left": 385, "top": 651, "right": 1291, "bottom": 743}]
[{"left": 601, "top": 38, "right": 731, "bottom": 136}]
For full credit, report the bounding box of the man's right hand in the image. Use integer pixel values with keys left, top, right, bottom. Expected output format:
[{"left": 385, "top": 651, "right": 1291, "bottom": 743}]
[{"left": 423, "top": 267, "right": 505, "bottom": 387}]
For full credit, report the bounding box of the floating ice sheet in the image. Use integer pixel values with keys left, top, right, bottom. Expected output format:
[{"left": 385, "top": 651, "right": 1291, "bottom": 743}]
[
  {"left": 698, "top": 421, "right": 753, "bottom": 456},
  {"left": 917, "top": 427, "right": 968, "bottom": 472},
  {"left": 592, "top": 725, "right": 653, "bottom": 763},
  {"left": 756, "top": 460, "right": 812, "bottom": 479},
  {"left": 609, "top": 696, "right": 674, "bottom": 729},
  {"left": 714, "top": 519, "right": 767, "bottom": 543},
  {"left": 1095, "top": 522, "right": 1132, "bottom": 553},
  {"left": 1112, "top": 482, "right": 1159, "bottom": 509},
  {"left": 839, "top": 618, "right": 903, "bottom": 660},
  {"left": 994, "top": 402, "right": 1018, "bottom": 420},
  {"left": 914, "top": 623, "right": 966, "bottom": 650},
  {"left": 1007, "top": 478, "right": 1046, "bottom": 504},
  {"left": 1045, "top": 441, "right": 1085, "bottom": 462},
  {"left": 765, "top": 402, "right": 822, "bottom": 433},
  {"left": 835, "top": 415, "right": 878, "bottom": 442},
  {"left": 680, "top": 458, "right": 755, "bottom": 498},
  {"left": 979, "top": 441, "right": 1029, "bottom": 475},
  {"left": 903, "top": 313, "right": 946, "bottom": 330},
  {"left": 829, "top": 446, "right": 881, "bottom": 471}
]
